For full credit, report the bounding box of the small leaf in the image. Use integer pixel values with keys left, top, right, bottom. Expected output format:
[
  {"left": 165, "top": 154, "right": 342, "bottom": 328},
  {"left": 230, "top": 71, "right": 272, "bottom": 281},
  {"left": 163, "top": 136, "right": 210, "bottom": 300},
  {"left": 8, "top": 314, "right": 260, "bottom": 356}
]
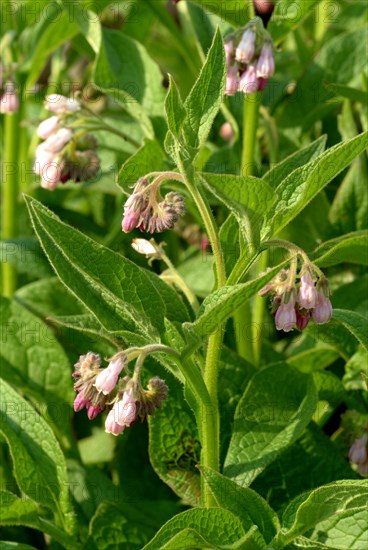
[
  {"left": 117, "top": 139, "right": 166, "bottom": 194},
  {"left": 183, "top": 28, "right": 226, "bottom": 149},
  {"left": 202, "top": 173, "right": 276, "bottom": 247},
  {"left": 142, "top": 508, "right": 249, "bottom": 550},
  {"left": 224, "top": 363, "right": 317, "bottom": 487},
  {"left": 313, "top": 231, "right": 368, "bottom": 267},
  {"left": 332, "top": 309, "right": 368, "bottom": 351},
  {"left": 165, "top": 76, "right": 186, "bottom": 139},
  {"left": 268, "top": 0, "right": 322, "bottom": 44},
  {"left": 326, "top": 83, "right": 368, "bottom": 104},
  {"left": 0, "top": 239, "right": 52, "bottom": 278}
]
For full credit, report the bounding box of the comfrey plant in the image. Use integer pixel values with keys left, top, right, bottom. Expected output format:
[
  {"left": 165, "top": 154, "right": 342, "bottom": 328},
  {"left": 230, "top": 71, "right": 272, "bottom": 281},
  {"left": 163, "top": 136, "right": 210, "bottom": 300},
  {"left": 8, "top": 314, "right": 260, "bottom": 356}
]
[{"left": 2, "top": 2, "right": 368, "bottom": 549}]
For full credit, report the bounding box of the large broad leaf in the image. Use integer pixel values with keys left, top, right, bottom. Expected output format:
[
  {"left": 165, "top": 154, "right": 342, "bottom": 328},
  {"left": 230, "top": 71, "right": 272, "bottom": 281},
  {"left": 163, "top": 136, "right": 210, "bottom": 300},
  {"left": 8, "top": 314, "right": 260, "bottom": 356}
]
[
  {"left": 332, "top": 309, "right": 368, "bottom": 351},
  {"left": 184, "top": 261, "right": 286, "bottom": 341},
  {"left": 251, "top": 423, "right": 356, "bottom": 513},
  {"left": 0, "top": 297, "right": 73, "bottom": 438},
  {"left": 25, "top": 196, "right": 188, "bottom": 340},
  {"left": 0, "top": 380, "right": 75, "bottom": 533},
  {"left": 148, "top": 380, "right": 201, "bottom": 507},
  {"left": 0, "top": 238, "right": 52, "bottom": 279},
  {"left": 94, "top": 28, "right": 165, "bottom": 117},
  {"left": 165, "top": 76, "right": 187, "bottom": 140},
  {"left": 202, "top": 173, "right": 276, "bottom": 247},
  {"left": 263, "top": 136, "right": 327, "bottom": 188},
  {"left": 268, "top": 0, "right": 322, "bottom": 44},
  {"left": 312, "top": 231, "right": 368, "bottom": 267},
  {"left": 200, "top": 467, "right": 279, "bottom": 545},
  {"left": 262, "top": 132, "right": 368, "bottom": 238},
  {"left": 183, "top": 28, "right": 226, "bottom": 149},
  {"left": 273, "top": 480, "right": 368, "bottom": 548},
  {"left": 142, "top": 508, "right": 254, "bottom": 550},
  {"left": 224, "top": 363, "right": 317, "bottom": 487},
  {"left": 117, "top": 139, "right": 166, "bottom": 194}
]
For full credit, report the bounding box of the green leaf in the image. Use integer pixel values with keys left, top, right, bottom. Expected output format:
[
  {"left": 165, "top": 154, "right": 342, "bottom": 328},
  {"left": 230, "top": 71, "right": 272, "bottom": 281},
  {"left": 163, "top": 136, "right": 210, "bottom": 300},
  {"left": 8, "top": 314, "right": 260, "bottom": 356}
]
[
  {"left": 23, "top": 6, "right": 79, "bottom": 86},
  {"left": 224, "top": 363, "right": 317, "bottom": 487},
  {"left": 326, "top": 83, "right": 368, "bottom": 104},
  {"left": 165, "top": 76, "right": 186, "bottom": 139},
  {"left": 0, "top": 238, "right": 52, "bottom": 279},
  {"left": 87, "top": 502, "right": 151, "bottom": 550},
  {"left": 142, "top": 508, "right": 249, "bottom": 550},
  {"left": 263, "top": 132, "right": 368, "bottom": 238},
  {"left": 25, "top": 196, "right": 169, "bottom": 339},
  {"left": 200, "top": 467, "right": 280, "bottom": 544},
  {"left": 0, "top": 380, "right": 75, "bottom": 533},
  {"left": 275, "top": 480, "right": 368, "bottom": 547},
  {"left": 312, "top": 231, "right": 368, "bottom": 267},
  {"left": 343, "top": 346, "right": 368, "bottom": 391},
  {"left": 0, "top": 296, "right": 73, "bottom": 438},
  {"left": 219, "top": 215, "right": 240, "bottom": 276},
  {"left": 0, "top": 543, "right": 38, "bottom": 550},
  {"left": 185, "top": 262, "right": 286, "bottom": 340},
  {"left": 332, "top": 309, "right": 368, "bottom": 351},
  {"left": 94, "top": 28, "right": 165, "bottom": 117},
  {"left": 0, "top": 490, "right": 40, "bottom": 526},
  {"left": 148, "top": 381, "right": 201, "bottom": 507},
  {"left": 202, "top": 172, "right": 276, "bottom": 247},
  {"left": 287, "top": 346, "right": 339, "bottom": 373},
  {"left": 117, "top": 139, "right": 166, "bottom": 194},
  {"left": 251, "top": 423, "right": 356, "bottom": 514},
  {"left": 188, "top": 1, "right": 250, "bottom": 26},
  {"left": 183, "top": 28, "right": 226, "bottom": 149},
  {"left": 263, "top": 136, "right": 327, "bottom": 188},
  {"left": 268, "top": 0, "right": 322, "bottom": 44}
]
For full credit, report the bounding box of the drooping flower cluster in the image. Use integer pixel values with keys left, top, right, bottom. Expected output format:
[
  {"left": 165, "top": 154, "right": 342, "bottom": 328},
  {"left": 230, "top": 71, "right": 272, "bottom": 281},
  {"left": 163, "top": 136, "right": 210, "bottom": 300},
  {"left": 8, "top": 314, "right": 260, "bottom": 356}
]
[
  {"left": 34, "top": 94, "right": 100, "bottom": 190},
  {"left": 72, "top": 350, "right": 168, "bottom": 436},
  {"left": 122, "top": 175, "right": 186, "bottom": 234},
  {"left": 259, "top": 264, "right": 333, "bottom": 332},
  {"left": 0, "top": 75, "right": 19, "bottom": 115},
  {"left": 224, "top": 17, "right": 275, "bottom": 96}
]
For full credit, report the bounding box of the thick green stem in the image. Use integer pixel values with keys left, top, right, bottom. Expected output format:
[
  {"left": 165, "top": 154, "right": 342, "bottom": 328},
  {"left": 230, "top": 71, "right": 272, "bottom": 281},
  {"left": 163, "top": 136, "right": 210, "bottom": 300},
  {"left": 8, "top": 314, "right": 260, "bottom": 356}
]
[
  {"left": 234, "top": 92, "right": 262, "bottom": 362},
  {"left": 252, "top": 250, "right": 269, "bottom": 365},
  {"left": 1, "top": 109, "right": 21, "bottom": 296},
  {"left": 176, "top": 159, "right": 225, "bottom": 507}
]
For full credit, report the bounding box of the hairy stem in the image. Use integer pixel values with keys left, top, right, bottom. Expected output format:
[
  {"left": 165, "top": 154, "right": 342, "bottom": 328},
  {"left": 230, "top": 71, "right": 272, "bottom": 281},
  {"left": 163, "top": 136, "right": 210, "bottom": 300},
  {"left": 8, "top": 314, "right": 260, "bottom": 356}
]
[{"left": 1, "top": 109, "right": 21, "bottom": 296}]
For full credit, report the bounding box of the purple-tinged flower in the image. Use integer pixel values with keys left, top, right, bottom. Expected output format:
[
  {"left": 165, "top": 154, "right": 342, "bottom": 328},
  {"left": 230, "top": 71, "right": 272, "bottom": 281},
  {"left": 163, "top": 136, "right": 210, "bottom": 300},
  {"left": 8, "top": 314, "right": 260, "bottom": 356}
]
[
  {"left": 297, "top": 271, "right": 317, "bottom": 310},
  {"left": 224, "top": 41, "right": 234, "bottom": 66},
  {"left": 225, "top": 64, "right": 239, "bottom": 96},
  {"left": 40, "top": 160, "right": 64, "bottom": 190},
  {"left": 349, "top": 434, "right": 368, "bottom": 465},
  {"left": 275, "top": 294, "right": 296, "bottom": 332},
  {"left": 219, "top": 122, "right": 234, "bottom": 142},
  {"left": 115, "top": 389, "right": 137, "bottom": 427},
  {"left": 74, "top": 390, "right": 88, "bottom": 412},
  {"left": 105, "top": 409, "right": 125, "bottom": 436},
  {"left": 87, "top": 403, "right": 101, "bottom": 420},
  {"left": 33, "top": 144, "right": 55, "bottom": 176},
  {"left": 0, "top": 89, "right": 19, "bottom": 114},
  {"left": 257, "top": 77, "right": 268, "bottom": 91},
  {"left": 43, "top": 128, "right": 73, "bottom": 154},
  {"left": 296, "top": 309, "right": 310, "bottom": 331},
  {"left": 94, "top": 357, "right": 125, "bottom": 395},
  {"left": 238, "top": 65, "right": 259, "bottom": 95},
  {"left": 45, "top": 94, "right": 80, "bottom": 114},
  {"left": 122, "top": 192, "right": 148, "bottom": 233},
  {"left": 37, "top": 116, "right": 60, "bottom": 139},
  {"left": 236, "top": 29, "right": 256, "bottom": 63},
  {"left": 312, "top": 288, "right": 332, "bottom": 324},
  {"left": 256, "top": 41, "right": 275, "bottom": 78}
]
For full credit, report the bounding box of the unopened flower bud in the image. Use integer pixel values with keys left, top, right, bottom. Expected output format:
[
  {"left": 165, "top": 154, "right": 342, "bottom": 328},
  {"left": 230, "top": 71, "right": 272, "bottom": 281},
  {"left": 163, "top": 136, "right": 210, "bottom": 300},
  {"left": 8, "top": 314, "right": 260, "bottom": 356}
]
[
  {"left": 0, "top": 89, "right": 19, "bottom": 114},
  {"left": 105, "top": 408, "right": 125, "bottom": 435},
  {"left": 43, "top": 128, "right": 73, "bottom": 154},
  {"left": 349, "top": 434, "right": 368, "bottom": 465},
  {"left": 225, "top": 64, "right": 239, "bottom": 96},
  {"left": 256, "top": 41, "right": 275, "bottom": 78},
  {"left": 236, "top": 29, "right": 256, "bottom": 63},
  {"left": 219, "top": 122, "right": 234, "bottom": 141},
  {"left": 37, "top": 116, "right": 60, "bottom": 139},
  {"left": 45, "top": 94, "right": 81, "bottom": 114},
  {"left": 40, "top": 160, "right": 64, "bottom": 190},
  {"left": 76, "top": 133, "right": 98, "bottom": 151},
  {"left": 132, "top": 238, "right": 157, "bottom": 256},
  {"left": 146, "top": 376, "right": 168, "bottom": 408},
  {"left": 75, "top": 150, "right": 100, "bottom": 181},
  {"left": 312, "top": 288, "right": 332, "bottom": 324},
  {"left": 296, "top": 309, "right": 310, "bottom": 331},
  {"left": 297, "top": 271, "right": 317, "bottom": 310},
  {"left": 74, "top": 390, "right": 88, "bottom": 412},
  {"left": 165, "top": 192, "right": 186, "bottom": 218},
  {"left": 94, "top": 357, "right": 125, "bottom": 395},
  {"left": 87, "top": 403, "right": 101, "bottom": 420},
  {"left": 115, "top": 389, "right": 137, "bottom": 427}
]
